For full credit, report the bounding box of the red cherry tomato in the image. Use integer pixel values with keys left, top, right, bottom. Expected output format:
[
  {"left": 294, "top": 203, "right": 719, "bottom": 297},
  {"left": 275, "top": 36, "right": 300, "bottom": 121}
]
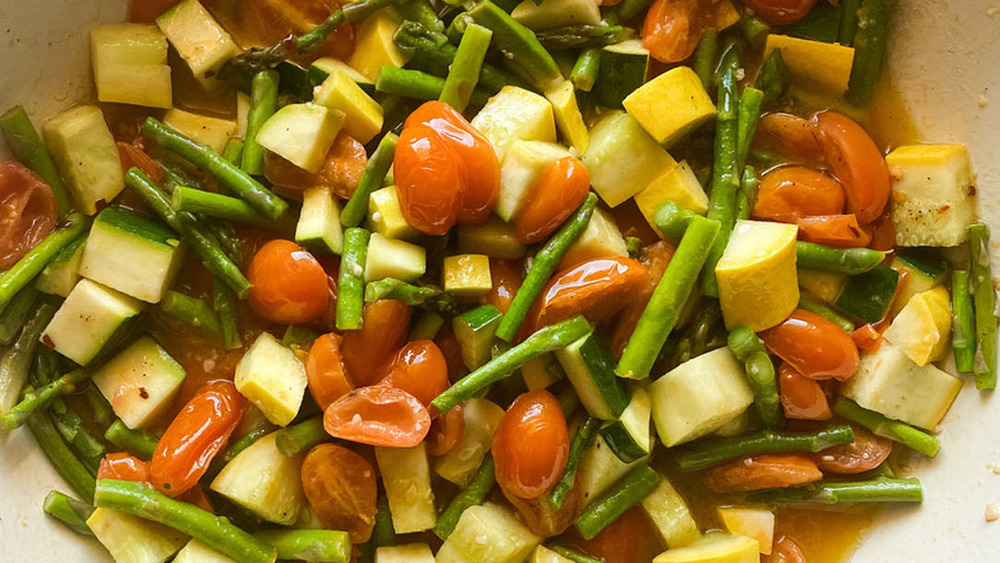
[
  {"left": 323, "top": 386, "right": 431, "bottom": 448},
  {"left": 851, "top": 323, "right": 885, "bottom": 352},
  {"left": 530, "top": 257, "right": 649, "bottom": 332},
  {"left": 0, "top": 162, "right": 57, "bottom": 269},
  {"left": 248, "top": 239, "right": 330, "bottom": 324},
  {"left": 796, "top": 214, "right": 872, "bottom": 248},
  {"left": 760, "top": 309, "right": 860, "bottom": 381},
  {"left": 813, "top": 111, "right": 891, "bottom": 224},
  {"left": 263, "top": 132, "right": 367, "bottom": 199},
  {"left": 706, "top": 454, "right": 823, "bottom": 492},
  {"left": 765, "top": 536, "right": 808, "bottom": 563},
  {"left": 117, "top": 142, "right": 165, "bottom": 185},
  {"left": 426, "top": 404, "right": 465, "bottom": 456},
  {"left": 742, "top": 0, "right": 819, "bottom": 25},
  {"left": 341, "top": 299, "right": 413, "bottom": 387},
  {"left": 150, "top": 381, "right": 247, "bottom": 497},
  {"left": 306, "top": 333, "right": 354, "bottom": 410},
  {"left": 513, "top": 156, "right": 590, "bottom": 244},
  {"left": 378, "top": 340, "right": 449, "bottom": 408},
  {"left": 754, "top": 113, "right": 825, "bottom": 168},
  {"left": 394, "top": 101, "right": 500, "bottom": 235},
  {"left": 642, "top": 0, "right": 724, "bottom": 63},
  {"left": 778, "top": 362, "right": 832, "bottom": 421},
  {"left": 301, "top": 443, "right": 377, "bottom": 543},
  {"left": 753, "top": 166, "right": 846, "bottom": 222},
  {"left": 97, "top": 453, "right": 151, "bottom": 482},
  {"left": 610, "top": 242, "right": 675, "bottom": 356},
  {"left": 813, "top": 424, "right": 893, "bottom": 474},
  {"left": 482, "top": 258, "right": 523, "bottom": 315},
  {"left": 492, "top": 390, "right": 569, "bottom": 499}
]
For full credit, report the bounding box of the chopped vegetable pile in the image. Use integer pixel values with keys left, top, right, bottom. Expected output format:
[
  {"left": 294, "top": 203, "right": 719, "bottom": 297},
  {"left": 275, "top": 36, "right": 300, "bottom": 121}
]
[{"left": 0, "top": 0, "right": 995, "bottom": 561}]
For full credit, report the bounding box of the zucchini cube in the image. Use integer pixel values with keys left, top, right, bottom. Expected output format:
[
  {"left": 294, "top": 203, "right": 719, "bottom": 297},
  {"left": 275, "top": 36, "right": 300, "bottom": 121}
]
[
  {"left": 471, "top": 86, "right": 557, "bottom": 161},
  {"left": 364, "top": 233, "right": 426, "bottom": 283},
  {"left": 634, "top": 161, "right": 710, "bottom": 236},
  {"left": 376, "top": 544, "right": 436, "bottom": 563},
  {"left": 309, "top": 57, "right": 374, "bottom": 92},
  {"left": 642, "top": 477, "right": 701, "bottom": 548},
  {"left": 498, "top": 140, "right": 572, "bottom": 222},
  {"left": 457, "top": 214, "right": 525, "bottom": 259},
  {"left": 558, "top": 207, "right": 628, "bottom": 270},
  {"left": 256, "top": 103, "right": 345, "bottom": 174},
  {"left": 162, "top": 108, "right": 238, "bottom": 154},
  {"left": 436, "top": 503, "right": 541, "bottom": 563},
  {"left": 511, "top": 0, "right": 601, "bottom": 30},
  {"left": 41, "top": 279, "right": 145, "bottom": 366},
  {"left": 35, "top": 236, "right": 86, "bottom": 298},
  {"left": 369, "top": 186, "right": 419, "bottom": 240},
  {"left": 375, "top": 444, "right": 436, "bottom": 534},
  {"left": 453, "top": 305, "right": 503, "bottom": 371},
  {"left": 91, "top": 24, "right": 172, "bottom": 109},
  {"left": 80, "top": 207, "right": 185, "bottom": 304},
  {"left": 210, "top": 432, "right": 305, "bottom": 525},
  {"left": 443, "top": 254, "right": 493, "bottom": 297},
  {"left": 235, "top": 333, "right": 307, "bottom": 426},
  {"left": 433, "top": 398, "right": 505, "bottom": 486},
  {"left": 313, "top": 69, "right": 384, "bottom": 144},
  {"left": 43, "top": 105, "right": 124, "bottom": 215},
  {"left": 624, "top": 66, "right": 717, "bottom": 146},
  {"left": 91, "top": 336, "right": 186, "bottom": 430},
  {"left": 582, "top": 112, "right": 677, "bottom": 208},
  {"left": 652, "top": 532, "right": 759, "bottom": 563},
  {"left": 296, "top": 187, "right": 344, "bottom": 255},
  {"left": 347, "top": 8, "right": 411, "bottom": 82},
  {"left": 87, "top": 507, "right": 187, "bottom": 563},
  {"left": 577, "top": 434, "right": 649, "bottom": 509},
  {"left": 764, "top": 34, "right": 855, "bottom": 97},
  {"left": 156, "top": 0, "right": 241, "bottom": 78},
  {"left": 594, "top": 40, "right": 650, "bottom": 110}
]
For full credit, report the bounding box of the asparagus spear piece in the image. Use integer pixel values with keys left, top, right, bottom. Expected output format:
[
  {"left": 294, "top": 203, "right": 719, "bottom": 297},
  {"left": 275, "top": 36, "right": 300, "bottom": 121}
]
[
  {"left": 0, "top": 285, "right": 38, "bottom": 345},
  {"left": 104, "top": 420, "right": 159, "bottom": 461},
  {"left": 535, "top": 23, "right": 628, "bottom": 51},
  {"left": 845, "top": 0, "right": 894, "bottom": 106},
  {"left": 549, "top": 416, "right": 601, "bottom": 509},
  {"left": 838, "top": 0, "right": 862, "bottom": 44},
  {"left": 673, "top": 425, "right": 855, "bottom": 471},
  {"left": 29, "top": 410, "right": 97, "bottom": 502},
  {"left": 570, "top": 48, "right": 601, "bottom": 92},
  {"left": 375, "top": 67, "right": 491, "bottom": 107},
  {"left": 364, "top": 279, "right": 458, "bottom": 313},
  {"left": 618, "top": 0, "right": 656, "bottom": 20},
  {"left": 171, "top": 186, "right": 279, "bottom": 229},
  {"left": 756, "top": 49, "right": 791, "bottom": 106},
  {"left": 736, "top": 87, "right": 764, "bottom": 172},
  {"left": 750, "top": 477, "right": 923, "bottom": 505},
  {"left": 212, "top": 276, "right": 242, "bottom": 350},
  {"left": 341, "top": 133, "right": 398, "bottom": 228},
  {"left": 160, "top": 291, "right": 223, "bottom": 338},
  {"left": 798, "top": 294, "right": 856, "bottom": 333},
  {"left": 796, "top": 241, "right": 887, "bottom": 274},
  {"left": 335, "top": 228, "right": 371, "bottom": 330},
  {"left": 440, "top": 23, "right": 493, "bottom": 112},
  {"left": 834, "top": 398, "right": 940, "bottom": 457},
  {"left": 969, "top": 223, "right": 997, "bottom": 390},
  {"left": 43, "top": 491, "right": 96, "bottom": 537},
  {"left": 0, "top": 369, "right": 91, "bottom": 431},
  {"left": 0, "top": 303, "right": 57, "bottom": 414},
  {"left": 242, "top": 70, "right": 280, "bottom": 175},
  {"left": 727, "top": 325, "right": 782, "bottom": 429},
  {"left": 434, "top": 456, "right": 496, "bottom": 539},
  {"left": 465, "top": 0, "right": 564, "bottom": 92},
  {"left": 221, "top": 138, "right": 245, "bottom": 165},
  {"left": 255, "top": 529, "right": 350, "bottom": 563},
  {"left": 0, "top": 214, "right": 88, "bottom": 311},
  {"left": 0, "top": 105, "right": 71, "bottom": 217},
  {"left": 275, "top": 417, "right": 329, "bottom": 456},
  {"left": 574, "top": 465, "right": 661, "bottom": 540},
  {"left": 692, "top": 28, "right": 719, "bottom": 90},
  {"left": 952, "top": 269, "right": 976, "bottom": 373},
  {"left": 549, "top": 546, "right": 604, "bottom": 563}
]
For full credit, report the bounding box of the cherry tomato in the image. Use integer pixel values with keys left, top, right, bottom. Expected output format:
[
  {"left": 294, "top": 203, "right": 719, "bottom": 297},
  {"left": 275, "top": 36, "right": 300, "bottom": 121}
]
[
  {"left": 150, "top": 380, "right": 247, "bottom": 497},
  {"left": 427, "top": 404, "right": 465, "bottom": 456},
  {"left": 301, "top": 443, "right": 377, "bottom": 543},
  {"left": 865, "top": 208, "right": 897, "bottom": 251},
  {"left": 530, "top": 257, "right": 649, "bottom": 333},
  {"left": 378, "top": 340, "right": 449, "bottom": 408},
  {"left": 566, "top": 507, "right": 665, "bottom": 563},
  {"left": 754, "top": 113, "right": 825, "bottom": 167},
  {"left": 248, "top": 239, "right": 330, "bottom": 324},
  {"left": 706, "top": 454, "right": 823, "bottom": 492},
  {"left": 760, "top": 309, "right": 860, "bottom": 381},
  {"left": 779, "top": 362, "right": 832, "bottom": 421},
  {"left": 610, "top": 242, "right": 675, "bottom": 356},
  {"left": 813, "top": 424, "right": 892, "bottom": 474},
  {"left": 323, "top": 385, "right": 431, "bottom": 448},
  {"left": 394, "top": 101, "right": 500, "bottom": 235},
  {"left": 743, "top": 0, "right": 819, "bottom": 25},
  {"left": 482, "top": 258, "right": 523, "bottom": 315},
  {"left": 306, "top": 333, "right": 354, "bottom": 410},
  {"left": 642, "top": 0, "right": 722, "bottom": 63},
  {"left": 764, "top": 536, "right": 808, "bottom": 563},
  {"left": 796, "top": 214, "right": 872, "bottom": 248},
  {"left": 813, "top": 111, "right": 890, "bottom": 224},
  {"left": 117, "top": 142, "right": 166, "bottom": 185},
  {"left": 513, "top": 156, "right": 590, "bottom": 244},
  {"left": 0, "top": 162, "right": 57, "bottom": 269},
  {"left": 341, "top": 299, "right": 413, "bottom": 387},
  {"left": 97, "top": 453, "right": 151, "bottom": 482},
  {"left": 434, "top": 327, "right": 467, "bottom": 382},
  {"left": 610, "top": 200, "right": 661, "bottom": 246},
  {"left": 492, "top": 390, "right": 569, "bottom": 499},
  {"left": 503, "top": 483, "right": 579, "bottom": 536},
  {"left": 178, "top": 485, "right": 214, "bottom": 513},
  {"left": 851, "top": 323, "right": 885, "bottom": 352},
  {"left": 263, "top": 132, "right": 367, "bottom": 199},
  {"left": 753, "top": 166, "right": 846, "bottom": 222}
]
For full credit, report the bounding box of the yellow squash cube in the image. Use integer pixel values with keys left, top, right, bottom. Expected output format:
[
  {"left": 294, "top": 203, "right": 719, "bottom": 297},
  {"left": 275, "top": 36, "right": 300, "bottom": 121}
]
[
  {"left": 348, "top": 8, "right": 411, "bottom": 82},
  {"left": 623, "top": 66, "right": 717, "bottom": 146},
  {"left": 369, "top": 186, "right": 418, "bottom": 240},
  {"left": 163, "top": 108, "right": 237, "bottom": 154},
  {"left": 883, "top": 286, "right": 953, "bottom": 366},
  {"left": 457, "top": 215, "right": 526, "bottom": 259},
  {"left": 764, "top": 35, "right": 855, "bottom": 97},
  {"left": 234, "top": 333, "right": 307, "bottom": 426},
  {"left": 313, "top": 69, "right": 384, "bottom": 144},
  {"left": 634, "top": 161, "right": 710, "bottom": 236},
  {"left": 443, "top": 254, "right": 493, "bottom": 297},
  {"left": 471, "top": 86, "right": 557, "bottom": 161},
  {"left": 545, "top": 80, "right": 590, "bottom": 152},
  {"left": 716, "top": 220, "right": 799, "bottom": 331},
  {"left": 91, "top": 24, "right": 172, "bottom": 108},
  {"left": 582, "top": 111, "right": 677, "bottom": 207},
  {"left": 717, "top": 507, "right": 774, "bottom": 555}
]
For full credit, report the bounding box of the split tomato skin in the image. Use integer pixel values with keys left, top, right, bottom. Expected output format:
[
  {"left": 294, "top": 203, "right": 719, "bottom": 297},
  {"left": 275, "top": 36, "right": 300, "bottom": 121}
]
[
  {"left": 0, "top": 161, "right": 57, "bottom": 269},
  {"left": 248, "top": 239, "right": 330, "bottom": 324},
  {"left": 323, "top": 385, "right": 431, "bottom": 448},
  {"left": 341, "top": 299, "right": 413, "bottom": 387},
  {"left": 813, "top": 424, "right": 893, "bottom": 474},
  {"left": 760, "top": 309, "right": 860, "bottom": 381},
  {"left": 742, "top": 0, "right": 819, "bottom": 25},
  {"left": 492, "top": 390, "right": 570, "bottom": 500},
  {"left": 706, "top": 454, "right": 823, "bottom": 493},
  {"left": 306, "top": 333, "right": 354, "bottom": 410},
  {"left": 378, "top": 340, "right": 450, "bottom": 408},
  {"left": 778, "top": 362, "right": 832, "bottom": 421},
  {"left": 642, "top": 0, "right": 727, "bottom": 63},
  {"left": 301, "top": 443, "right": 378, "bottom": 544},
  {"left": 753, "top": 166, "right": 846, "bottom": 222}
]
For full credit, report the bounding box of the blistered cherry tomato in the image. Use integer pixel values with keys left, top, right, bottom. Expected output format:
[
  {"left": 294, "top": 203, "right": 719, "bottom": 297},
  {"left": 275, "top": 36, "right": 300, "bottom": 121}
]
[
  {"left": 530, "top": 257, "right": 649, "bottom": 332},
  {"left": 813, "top": 111, "right": 891, "bottom": 224},
  {"left": 341, "top": 299, "right": 413, "bottom": 387},
  {"left": 813, "top": 424, "right": 893, "bottom": 474},
  {"left": 482, "top": 258, "right": 523, "bottom": 315},
  {"left": 761, "top": 309, "right": 860, "bottom": 380},
  {"left": 610, "top": 241, "right": 675, "bottom": 356},
  {"left": 427, "top": 404, "right": 465, "bottom": 456},
  {"left": 643, "top": 0, "right": 726, "bottom": 63},
  {"left": 706, "top": 454, "right": 823, "bottom": 492},
  {"left": 753, "top": 166, "right": 846, "bottom": 222},
  {"left": 248, "top": 240, "right": 329, "bottom": 324},
  {"left": 778, "top": 362, "right": 832, "bottom": 421},
  {"left": 765, "top": 536, "right": 808, "bottom": 563},
  {"left": 301, "top": 443, "right": 377, "bottom": 543},
  {"left": 150, "top": 380, "right": 247, "bottom": 497},
  {"left": 0, "top": 162, "right": 57, "bottom": 269},
  {"left": 796, "top": 214, "right": 872, "bottom": 248},
  {"left": 503, "top": 483, "right": 579, "bottom": 536},
  {"left": 754, "top": 113, "right": 825, "bottom": 167},
  {"left": 513, "top": 156, "right": 590, "bottom": 244},
  {"left": 492, "top": 390, "right": 569, "bottom": 499},
  {"left": 323, "top": 386, "right": 430, "bottom": 448},
  {"left": 394, "top": 101, "right": 500, "bottom": 235},
  {"left": 306, "top": 333, "right": 354, "bottom": 410},
  {"left": 378, "top": 340, "right": 449, "bottom": 408},
  {"left": 263, "top": 132, "right": 367, "bottom": 199},
  {"left": 743, "top": 0, "right": 819, "bottom": 25},
  {"left": 97, "top": 453, "right": 151, "bottom": 482}
]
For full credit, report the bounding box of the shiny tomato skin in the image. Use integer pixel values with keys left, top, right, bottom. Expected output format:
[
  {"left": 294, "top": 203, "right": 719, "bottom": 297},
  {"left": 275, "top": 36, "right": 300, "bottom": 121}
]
[
  {"left": 306, "top": 333, "right": 354, "bottom": 410},
  {"left": 743, "top": 0, "right": 819, "bottom": 25},
  {"left": 150, "top": 381, "right": 247, "bottom": 497},
  {"left": 248, "top": 239, "right": 330, "bottom": 324},
  {"left": 427, "top": 404, "right": 465, "bottom": 456},
  {"left": 492, "top": 390, "right": 570, "bottom": 499},
  {"left": 813, "top": 111, "right": 891, "bottom": 224},
  {"left": 0, "top": 162, "right": 57, "bottom": 269},
  {"left": 778, "top": 362, "right": 832, "bottom": 421},
  {"left": 760, "top": 309, "right": 860, "bottom": 381},
  {"left": 530, "top": 257, "right": 649, "bottom": 332},
  {"left": 706, "top": 454, "right": 823, "bottom": 492},
  {"left": 755, "top": 113, "right": 825, "bottom": 167},
  {"left": 341, "top": 299, "right": 413, "bottom": 387},
  {"left": 263, "top": 132, "right": 366, "bottom": 199},
  {"left": 796, "top": 214, "right": 872, "bottom": 248},
  {"left": 301, "top": 443, "right": 377, "bottom": 543},
  {"left": 513, "top": 156, "right": 590, "bottom": 244},
  {"left": 323, "top": 386, "right": 431, "bottom": 448},
  {"left": 394, "top": 101, "right": 500, "bottom": 235},
  {"left": 643, "top": 0, "right": 720, "bottom": 63},
  {"left": 813, "top": 424, "right": 893, "bottom": 474},
  {"left": 378, "top": 340, "right": 449, "bottom": 408},
  {"left": 98, "top": 453, "right": 151, "bottom": 482},
  {"left": 753, "top": 166, "right": 846, "bottom": 222},
  {"left": 482, "top": 258, "right": 523, "bottom": 315}
]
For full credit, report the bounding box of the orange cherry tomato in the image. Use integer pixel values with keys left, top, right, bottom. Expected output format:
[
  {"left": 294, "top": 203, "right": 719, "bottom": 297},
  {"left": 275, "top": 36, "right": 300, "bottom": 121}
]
[
  {"left": 642, "top": 0, "right": 721, "bottom": 63},
  {"left": 263, "top": 132, "right": 367, "bottom": 199},
  {"left": 247, "top": 239, "right": 330, "bottom": 324},
  {"left": 813, "top": 424, "right": 892, "bottom": 474},
  {"left": 778, "top": 362, "right": 832, "bottom": 421},
  {"left": 513, "top": 156, "right": 590, "bottom": 244},
  {"left": 301, "top": 443, "right": 377, "bottom": 543},
  {"left": 492, "top": 390, "right": 569, "bottom": 499},
  {"left": 813, "top": 111, "right": 890, "bottom": 224},
  {"left": 0, "top": 162, "right": 57, "bottom": 269},
  {"left": 706, "top": 454, "right": 823, "bottom": 493},
  {"left": 482, "top": 258, "right": 523, "bottom": 314},
  {"left": 530, "top": 257, "right": 649, "bottom": 332},
  {"left": 566, "top": 506, "right": 665, "bottom": 563},
  {"left": 117, "top": 142, "right": 165, "bottom": 185},
  {"left": 753, "top": 166, "right": 846, "bottom": 223},
  {"left": 865, "top": 208, "right": 897, "bottom": 251},
  {"left": 306, "top": 333, "right": 354, "bottom": 410},
  {"left": 378, "top": 340, "right": 449, "bottom": 408},
  {"left": 760, "top": 309, "right": 860, "bottom": 381},
  {"left": 150, "top": 380, "right": 247, "bottom": 497},
  {"left": 178, "top": 484, "right": 214, "bottom": 513},
  {"left": 503, "top": 483, "right": 580, "bottom": 536},
  {"left": 851, "top": 323, "right": 885, "bottom": 352},
  {"left": 742, "top": 0, "right": 819, "bottom": 25},
  {"left": 427, "top": 404, "right": 465, "bottom": 456},
  {"left": 341, "top": 299, "right": 413, "bottom": 387},
  {"left": 97, "top": 453, "right": 151, "bottom": 482},
  {"left": 394, "top": 101, "right": 500, "bottom": 235},
  {"left": 796, "top": 214, "right": 872, "bottom": 248},
  {"left": 755, "top": 113, "right": 825, "bottom": 168},
  {"left": 610, "top": 241, "right": 675, "bottom": 356},
  {"left": 434, "top": 327, "right": 467, "bottom": 382},
  {"left": 323, "top": 386, "right": 431, "bottom": 448},
  {"left": 764, "top": 536, "right": 808, "bottom": 563}
]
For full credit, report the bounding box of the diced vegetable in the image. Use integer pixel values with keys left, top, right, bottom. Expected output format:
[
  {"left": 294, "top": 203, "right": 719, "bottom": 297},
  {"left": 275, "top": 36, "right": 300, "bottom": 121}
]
[
  {"left": 594, "top": 40, "right": 650, "bottom": 110},
  {"left": 718, "top": 507, "right": 774, "bottom": 555},
  {"left": 521, "top": 353, "right": 566, "bottom": 390},
  {"left": 435, "top": 503, "right": 541, "bottom": 563},
  {"left": 211, "top": 432, "right": 305, "bottom": 525},
  {"left": 35, "top": 236, "right": 86, "bottom": 298},
  {"left": 313, "top": 69, "right": 384, "bottom": 144},
  {"left": 90, "top": 24, "right": 172, "bottom": 108},
  {"left": 375, "top": 444, "right": 437, "bottom": 534},
  {"left": 969, "top": 222, "right": 998, "bottom": 390},
  {"left": 798, "top": 270, "right": 847, "bottom": 304},
  {"left": 883, "top": 287, "right": 952, "bottom": 365},
  {"left": 576, "top": 434, "right": 649, "bottom": 509},
  {"left": 156, "top": 0, "right": 240, "bottom": 78},
  {"left": 364, "top": 233, "right": 426, "bottom": 283},
  {"left": 497, "top": 140, "right": 572, "bottom": 222},
  {"left": 545, "top": 81, "right": 590, "bottom": 152},
  {"left": 554, "top": 330, "right": 630, "bottom": 420},
  {"left": 624, "top": 67, "right": 716, "bottom": 147},
  {"left": 376, "top": 543, "right": 436, "bottom": 563},
  {"left": 600, "top": 388, "right": 653, "bottom": 463},
  {"left": 348, "top": 7, "right": 412, "bottom": 82},
  {"left": 454, "top": 305, "right": 504, "bottom": 371},
  {"left": 889, "top": 250, "right": 949, "bottom": 316},
  {"left": 41, "top": 279, "right": 145, "bottom": 366},
  {"left": 531, "top": 545, "right": 575, "bottom": 563},
  {"left": 511, "top": 0, "right": 601, "bottom": 30},
  {"left": 470, "top": 86, "right": 557, "bottom": 161},
  {"left": 296, "top": 187, "right": 344, "bottom": 255},
  {"left": 763, "top": 34, "right": 855, "bottom": 97},
  {"left": 435, "top": 398, "right": 505, "bottom": 485},
  {"left": 86, "top": 507, "right": 187, "bottom": 563},
  {"left": 558, "top": 207, "right": 628, "bottom": 270},
  {"left": 582, "top": 112, "right": 677, "bottom": 208},
  {"left": 834, "top": 265, "right": 900, "bottom": 324},
  {"left": 635, "top": 162, "right": 710, "bottom": 236},
  {"left": 91, "top": 337, "right": 186, "bottom": 430},
  {"left": 443, "top": 254, "right": 493, "bottom": 297},
  {"left": 369, "top": 186, "right": 419, "bottom": 241},
  {"left": 163, "top": 108, "right": 239, "bottom": 155},
  {"left": 309, "top": 58, "right": 374, "bottom": 92},
  {"left": 174, "top": 539, "right": 239, "bottom": 563},
  {"left": 574, "top": 464, "right": 661, "bottom": 540},
  {"left": 641, "top": 476, "right": 701, "bottom": 548},
  {"left": 457, "top": 215, "right": 526, "bottom": 259},
  {"left": 43, "top": 105, "right": 124, "bottom": 215},
  {"left": 652, "top": 532, "right": 759, "bottom": 563},
  {"left": 234, "top": 333, "right": 308, "bottom": 427},
  {"left": 255, "top": 103, "right": 345, "bottom": 174}
]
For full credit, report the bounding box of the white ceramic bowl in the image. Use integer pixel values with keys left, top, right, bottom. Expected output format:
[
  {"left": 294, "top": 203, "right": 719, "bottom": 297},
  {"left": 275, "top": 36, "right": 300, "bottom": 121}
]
[{"left": 2, "top": 1, "right": 999, "bottom": 560}]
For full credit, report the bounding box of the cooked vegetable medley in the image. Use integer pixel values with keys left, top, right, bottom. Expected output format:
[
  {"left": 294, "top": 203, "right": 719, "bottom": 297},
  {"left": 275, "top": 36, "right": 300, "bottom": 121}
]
[{"left": 0, "top": 0, "right": 995, "bottom": 561}]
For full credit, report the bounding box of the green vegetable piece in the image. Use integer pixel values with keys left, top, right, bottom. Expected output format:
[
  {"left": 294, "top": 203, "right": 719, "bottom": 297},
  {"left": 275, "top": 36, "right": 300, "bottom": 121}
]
[
  {"left": 0, "top": 105, "right": 71, "bottom": 217},
  {"left": 0, "top": 369, "right": 91, "bottom": 431},
  {"left": 43, "top": 491, "right": 96, "bottom": 537},
  {"left": 435, "top": 456, "right": 497, "bottom": 540},
  {"left": 242, "top": 70, "right": 280, "bottom": 175},
  {"left": 29, "top": 410, "right": 97, "bottom": 503},
  {"left": 969, "top": 223, "right": 997, "bottom": 389},
  {"left": 750, "top": 477, "right": 923, "bottom": 505},
  {"left": 952, "top": 269, "right": 976, "bottom": 373},
  {"left": 440, "top": 23, "right": 493, "bottom": 112},
  {"left": 104, "top": 420, "right": 159, "bottom": 461},
  {"left": 782, "top": 1, "right": 843, "bottom": 43},
  {"left": 845, "top": 0, "right": 894, "bottom": 106},
  {"left": 755, "top": 49, "right": 791, "bottom": 107},
  {"left": 692, "top": 28, "right": 719, "bottom": 90},
  {"left": 673, "top": 425, "right": 855, "bottom": 472},
  {"left": 798, "top": 294, "right": 856, "bottom": 333},
  {"left": 341, "top": 133, "right": 398, "bottom": 228},
  {"left": 570, "top": 47, "right": 601, "bottom": 92},
  {"left": 212, "top": 277, "right": 242, "bottom": 350},
  {"left": 171, "top": 187, "right": 277, "bottom": 229},
  {"left": 549, "top": 416, "right": 601, "bottom": 509},
  {"left": 255, "top": 529, "right": 350, "bottom": 563},
  {"left": 833, "top": 398, "right": 940, "bottom": 457},
  {"left": 0, "top": 214, "right": 88, "bottom": 312},
  {"left": 335, "top": 228, "right": 371, "bottom": 330},
  {"left": 275, "top": 417, "right": 329, "bottom": 457},
  {"left": 796, "top": 241, "right": 887, "bottom": 275},
  {"left": 466, "top": 1, "right": 563, "bottom": 92},
  {"left": 573, "top": 464, "right": 661, "bottom": 540},
  {"left": 834, "top": 264, "right": 900, "bottom": 324},
  {"left": 727, "top": 325, "right": 782, "bottom": 429}
]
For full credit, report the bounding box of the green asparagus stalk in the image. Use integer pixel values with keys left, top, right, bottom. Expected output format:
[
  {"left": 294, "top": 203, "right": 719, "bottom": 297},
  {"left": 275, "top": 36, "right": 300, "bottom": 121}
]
[
  {"left": 255, "top": 529, "right": 350, "bottom": 563},
  {"left": 739, "top": 15, "right": 771, "bottom": 45},
  {"left": 834, "top": 398, "right": 940, "bottom": 457},
  {"left": 336, "top": 228, "right": 371, "bottom": 330},
  {"left": 433, "top": 315, "right": 592, "bottom": 413},
  {"left": 465, "top": 0, "right": 564, "bottom": 92},
  {"left": 969, "top": 223, "right": 997, "bottom": 390},
  {"left": 434, "top": 456, "right": 496, "bottom": 539},
  {"left": 0, "top": 303, "right": 57, "bottom": 414},
  {"left": 373, "top": 499, "right": 396, "bottom": 547},
  {"left": 440, "top": 23, "right": 493, "bottom": 111},
  {"left": 205, "top": 220, "right": 246, "bottom": 269},
  {"left": 618, "top": 0, "right": 656, "bottom": 20},
  {"left": 693, "top": 28, "right": 720, "bottom": 90},
  {"left": 549, "top": 416, "right": 601, "bottom": 509},
  {"left": 51, "top": 400, "right": 106, "bottom": 473},
  {"left": 495, "top": 194, "right": 597, "bottom": 342},
  {"left": 242, "top": 70, "right": 280, "bottom": 175},
  {"left": 0, "top": 214, "right": 88, "bottom": 311},
  {"left": 654, "top": 200, "right": 696, "bottom": 243},
  {"left": 341, "top": 133, "right": 398, "bottom": 228},
  {"left": 798, "top": 294, "right": 856, "bottom": 333},
  {"left": 221, "top": 138, "right": 245, "bottom": 165},
  {"left": 160, "top": 291, "right": 223, "bottom": 338},
  {"left": 727, "top": 325, "right": 782, "bottom": 429},
  {"left": 756, "top": 50, "right": 790, "bottom": 107},
  {"left": 0, "top": 369, "right": 91, "bottom": 431},
  {"left": 739, "top": 165, "right": 759, "bottom": 220},
  {"left": 104, "top": 420, "right": 159, "bottom": 461},
  {"left": 673, "top": 425, "right": 855, "bottom": 472},
  {"left": 0, "top": 105, "right": 71, "bottom": 217},
  {"left": 29, "top": 410, "right": 97, "bottom": 502},
  {"left": 283, "top": 325, "right": 320, "bottom": 348},
  {"left": 364, "top": 279, "right": 458, "bottom": 313},
  {"left": 751, "top": 477, "right": 922, "bottom": 505},
  {"left": 570, "top": 48, "right": 601, "bottom": 92},
  {"left": 838, "top": 0, "right": 862, "bottom": 44},
  {"left": 82, "top": 383, "right": 115, "bottom": 429},
  {"left": 0, "top": 285, "right": 38, "bottom": 345},
  {"left": 952, "top": 269, "right": 976, "bottom": 373},
  {"left": 171, "top": 187, "right": 278, "bottom": 229},
  {"left": 845, "top": 0, "right": 894, "bottom": 106},
  {"left": 574, "top": 465, "right": 661, "bottom": 540},
  {"left": 617, "top": 216, "right": 720, "bottom": 380},
  {"left": 212, "top": 276, "right": 242, "bottom": 350},
  {"left": 534, "top": 23, "right": 627, "bottom": 51},
  {"left": 375, "top": 67, "right": 490, "bottom": 107},
  {"left": 43, "top": 491, "right": 96, "bottom": 537},
  {"left": 276, "top": 417, "right": 329, "bottom": 456},
  {"left": 736, "top": 87, "right": 764, "bottom": 171},
  {"left": 796, "top": 241, "right": 887, "bottom": 274}
]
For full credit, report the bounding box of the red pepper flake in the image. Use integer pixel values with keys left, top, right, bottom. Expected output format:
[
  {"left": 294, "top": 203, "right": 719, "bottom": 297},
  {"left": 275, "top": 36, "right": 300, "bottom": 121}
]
[
  {"left": 41, "top": 334, "right": 55, "bottom": 350},
  {"left": 937, "top": 204, "right": 951, "bottom": 214},
  {"left": 139, "top": 387, "right": 149, "bottom": 400}
]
